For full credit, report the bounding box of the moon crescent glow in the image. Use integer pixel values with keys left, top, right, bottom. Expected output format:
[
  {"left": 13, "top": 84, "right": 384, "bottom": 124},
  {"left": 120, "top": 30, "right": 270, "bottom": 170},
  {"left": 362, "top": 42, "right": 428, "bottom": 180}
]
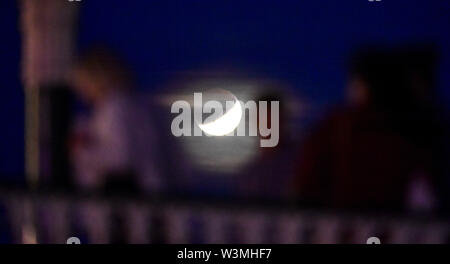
[{"left": 198, "top": 96, "right": 243, "bottom": 136}]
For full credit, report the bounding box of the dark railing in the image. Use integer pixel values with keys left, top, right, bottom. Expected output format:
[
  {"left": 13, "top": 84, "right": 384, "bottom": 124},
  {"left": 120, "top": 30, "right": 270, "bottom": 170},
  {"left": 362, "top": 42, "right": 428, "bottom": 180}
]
[{"left": 0, "top": 189, "right": 449, "bottom": 244}]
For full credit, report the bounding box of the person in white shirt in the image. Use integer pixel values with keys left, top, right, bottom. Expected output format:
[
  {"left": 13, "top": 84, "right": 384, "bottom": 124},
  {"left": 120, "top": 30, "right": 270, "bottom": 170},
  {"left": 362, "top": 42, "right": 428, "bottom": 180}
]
[{"left": 70, "top": 48, "right": 162, "bottom": 194}]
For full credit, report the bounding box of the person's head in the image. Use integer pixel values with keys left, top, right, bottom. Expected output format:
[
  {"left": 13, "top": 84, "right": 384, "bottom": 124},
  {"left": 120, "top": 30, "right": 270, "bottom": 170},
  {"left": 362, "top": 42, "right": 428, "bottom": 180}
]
[
  {"left": 347, "top": 49, "right": 406, "bottom": 109},
  {"left": 72, "top": 47, "right": 133, "bottom": 104},
  {"left": 347, "top": 46, "right": 437, "bottom": 111}
]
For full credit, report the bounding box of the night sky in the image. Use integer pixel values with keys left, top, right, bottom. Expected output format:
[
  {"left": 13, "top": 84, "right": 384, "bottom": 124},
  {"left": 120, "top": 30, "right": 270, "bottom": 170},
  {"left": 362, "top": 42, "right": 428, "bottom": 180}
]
[{"left": 1, "top": 0, "right": 450, "bottom": 179}]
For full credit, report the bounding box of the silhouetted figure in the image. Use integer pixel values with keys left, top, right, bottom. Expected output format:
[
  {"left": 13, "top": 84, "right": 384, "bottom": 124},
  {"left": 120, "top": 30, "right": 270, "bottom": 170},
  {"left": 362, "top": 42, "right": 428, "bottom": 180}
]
[
  {"left": 294, "top": 47, "right": 448, "bottom": 213},
  {"left": 70, "top": 47, "right": 162, "bottom": 194}
]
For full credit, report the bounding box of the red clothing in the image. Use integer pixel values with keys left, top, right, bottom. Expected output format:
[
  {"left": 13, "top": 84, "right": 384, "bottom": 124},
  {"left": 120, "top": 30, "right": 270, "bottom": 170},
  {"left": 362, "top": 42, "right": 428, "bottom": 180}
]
[{"left": 295, "top": 107, "right": 428, "bottom": 210}]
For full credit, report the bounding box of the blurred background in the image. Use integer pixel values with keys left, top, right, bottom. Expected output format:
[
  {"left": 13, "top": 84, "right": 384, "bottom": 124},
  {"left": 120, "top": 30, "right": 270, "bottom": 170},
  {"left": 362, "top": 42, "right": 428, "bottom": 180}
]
[{"left": 0, "top": 0, "right": 449, "bottom": 243}]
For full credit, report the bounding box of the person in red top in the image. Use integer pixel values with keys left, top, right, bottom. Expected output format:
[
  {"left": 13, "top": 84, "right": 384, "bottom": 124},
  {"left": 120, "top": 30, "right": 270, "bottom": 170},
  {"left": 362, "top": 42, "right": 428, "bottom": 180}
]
[{"left": 294, "top": 48, "right": 445, "bottom": 212}]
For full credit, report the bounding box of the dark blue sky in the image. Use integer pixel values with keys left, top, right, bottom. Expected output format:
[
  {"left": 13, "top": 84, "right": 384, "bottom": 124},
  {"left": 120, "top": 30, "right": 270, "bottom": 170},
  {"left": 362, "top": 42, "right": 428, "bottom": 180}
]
[
  {"left": 0, "top": 1, "right": 23, "bottom": 180},
  {"left": 1, "top": 0, "right": 450, "bottom": 177},
  {"left": 78, "top": 0, "right": 450, "bottom": 103}
]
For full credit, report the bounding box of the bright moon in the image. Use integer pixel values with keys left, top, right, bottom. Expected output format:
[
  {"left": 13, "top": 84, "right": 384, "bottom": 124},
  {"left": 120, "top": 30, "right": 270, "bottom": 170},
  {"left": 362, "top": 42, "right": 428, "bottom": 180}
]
[{"left": 198, "top": 95, "right": 243, "bottom": 136}]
